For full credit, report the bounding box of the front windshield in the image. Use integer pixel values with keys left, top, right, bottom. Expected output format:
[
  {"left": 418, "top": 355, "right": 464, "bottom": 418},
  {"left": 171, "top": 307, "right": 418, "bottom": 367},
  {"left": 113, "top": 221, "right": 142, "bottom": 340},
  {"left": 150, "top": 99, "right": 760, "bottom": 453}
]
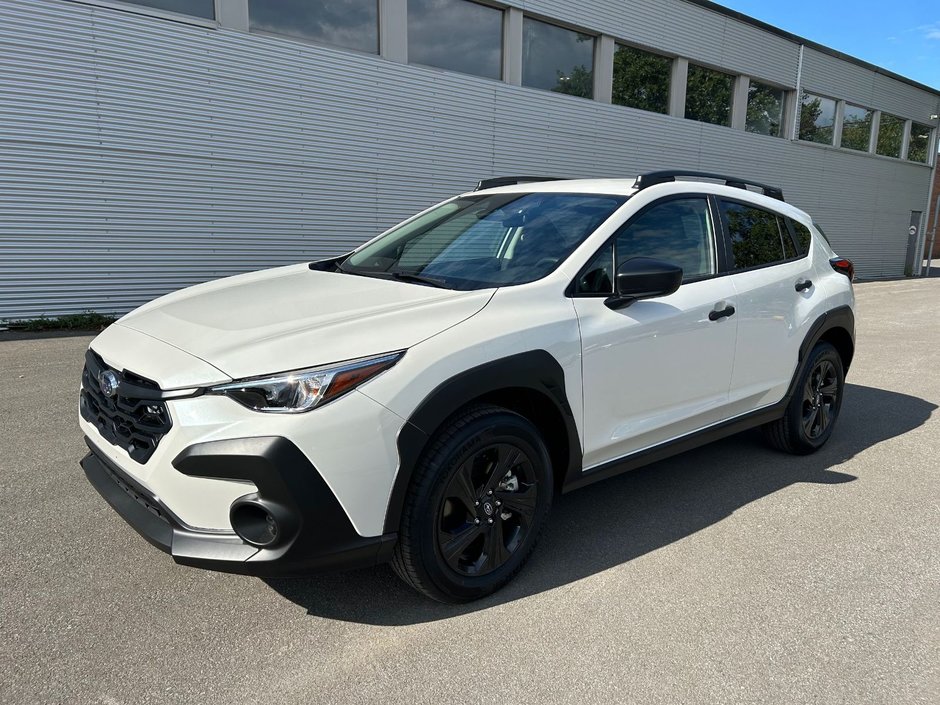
[{"left": 340, "top": 192, "right": 628, "bottom": 290}]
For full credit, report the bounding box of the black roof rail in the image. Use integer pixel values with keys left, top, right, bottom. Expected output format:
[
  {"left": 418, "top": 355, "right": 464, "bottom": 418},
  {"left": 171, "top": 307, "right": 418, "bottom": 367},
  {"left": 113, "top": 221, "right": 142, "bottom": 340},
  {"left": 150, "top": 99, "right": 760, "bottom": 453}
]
[
  {"left": 634, "top": 170, "right": 785, "bottom": 201},
  {"left": 474, "top": 176, "right": 568, "bottom": 191}
]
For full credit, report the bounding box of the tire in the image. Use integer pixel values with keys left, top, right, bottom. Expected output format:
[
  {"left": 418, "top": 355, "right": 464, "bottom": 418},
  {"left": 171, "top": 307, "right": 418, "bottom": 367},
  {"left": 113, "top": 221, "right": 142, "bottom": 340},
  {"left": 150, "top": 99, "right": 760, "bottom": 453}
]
[
  {"left": 762, "top": 341, "right": 845, "bottom": 455},
  {"left": 391, "top": 404, "right": 553, "bottom": 603}
]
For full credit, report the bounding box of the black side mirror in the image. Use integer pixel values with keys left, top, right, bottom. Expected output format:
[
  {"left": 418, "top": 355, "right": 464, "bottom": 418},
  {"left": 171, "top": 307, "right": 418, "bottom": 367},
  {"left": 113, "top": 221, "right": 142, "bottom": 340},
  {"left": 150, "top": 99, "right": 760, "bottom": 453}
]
[{"left": 605, "top": 257, "right": 683, "bottom": 310}]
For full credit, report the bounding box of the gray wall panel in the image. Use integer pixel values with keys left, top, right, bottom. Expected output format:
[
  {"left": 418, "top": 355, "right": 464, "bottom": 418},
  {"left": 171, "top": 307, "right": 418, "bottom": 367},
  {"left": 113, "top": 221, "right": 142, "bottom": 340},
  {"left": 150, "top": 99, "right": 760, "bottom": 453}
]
[{"left": 0, "top": 0, "right": 936, "bottom": 320}]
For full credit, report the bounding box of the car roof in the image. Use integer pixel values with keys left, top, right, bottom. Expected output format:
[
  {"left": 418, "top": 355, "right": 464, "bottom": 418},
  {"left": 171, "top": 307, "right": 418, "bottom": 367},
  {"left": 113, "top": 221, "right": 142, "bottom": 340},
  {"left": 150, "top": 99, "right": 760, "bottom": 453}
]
[{"left": 466, "top": 178, "right": 814, "bottom": 223}]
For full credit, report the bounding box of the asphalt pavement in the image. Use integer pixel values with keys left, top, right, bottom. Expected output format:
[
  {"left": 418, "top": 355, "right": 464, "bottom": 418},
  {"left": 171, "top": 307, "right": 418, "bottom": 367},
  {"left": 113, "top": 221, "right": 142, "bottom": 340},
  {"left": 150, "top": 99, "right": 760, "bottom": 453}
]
[{"left": 1, "top": 279, "right": 938, "bottom": 704}]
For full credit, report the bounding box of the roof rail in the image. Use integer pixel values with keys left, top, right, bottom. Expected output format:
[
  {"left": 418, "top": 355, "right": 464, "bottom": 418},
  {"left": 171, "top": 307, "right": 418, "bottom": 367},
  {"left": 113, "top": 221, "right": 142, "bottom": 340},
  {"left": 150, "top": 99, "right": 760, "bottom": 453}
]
[
  {"left": 634, "top": 170, "right": 785, "bottom": 201},
  {"left": 474, "top": 176, "right": 568, "bottom": 191}
]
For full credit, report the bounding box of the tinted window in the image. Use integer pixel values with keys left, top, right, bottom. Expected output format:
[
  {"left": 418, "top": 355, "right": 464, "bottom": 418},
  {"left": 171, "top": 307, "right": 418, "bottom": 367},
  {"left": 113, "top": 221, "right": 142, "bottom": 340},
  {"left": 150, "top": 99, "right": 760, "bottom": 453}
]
[
  {"left": 612, "top": 45, "right": 671, "bottom": 114},
  {"left": 799, "top": 92, "right": 836, "bottom": 145},
  {"left": 908, "top": 123, "right": 932, "bottom": 163},
  {"left": 841, "top": 104, "right": 873, "bottom": 151},
  {"left": 522, "top": 18, "right": 594, "bottom": 99},
  {"left": 408, "top": 0, "right": 502, "bottom": 80},
  {"left": 116, "top": 0, "right": 214, "bottom": 17},
  {"left": 721, "top": 201, "right": 792, "bottom": 269},
  {"left": 249, "top": 0, "right": 378, "bottom": 53},
  {"left": 746, "top": 81, "right": 785, "bottom": 137},
  {"left": 791, "top": 220, "right": 812, "bottom": 254},
  {"left": 576, "top": 198, "right": 715, "bottom": 294},
  {"left": 685, "top": 64, "right": 733, "bottom": 127},
  {"left": 876, "top": 114, "right": 904, "bottom": 158},
  {"left": 344, "top": 193, "right": 626, "bottom": 290}
]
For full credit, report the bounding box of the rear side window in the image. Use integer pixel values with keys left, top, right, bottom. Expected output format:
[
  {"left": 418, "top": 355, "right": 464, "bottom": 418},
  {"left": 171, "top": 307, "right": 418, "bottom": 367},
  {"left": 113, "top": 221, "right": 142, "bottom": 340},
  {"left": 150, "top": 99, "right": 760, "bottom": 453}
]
[
  {"left": 720, "top": 200, "right": 796, "bottom": 270},
  {"left": 791, "top": 220, "right": 812, "bottom": 254},
  {"left": 576, "top": 197, "right": 715, "bottom": 293}
]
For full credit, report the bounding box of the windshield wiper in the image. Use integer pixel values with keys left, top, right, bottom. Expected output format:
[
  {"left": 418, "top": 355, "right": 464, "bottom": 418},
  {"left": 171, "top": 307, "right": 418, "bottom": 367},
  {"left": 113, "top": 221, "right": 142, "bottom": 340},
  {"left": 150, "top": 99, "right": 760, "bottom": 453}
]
[{"left": 389, "top": 271, "right": 449, "bottom": 289}]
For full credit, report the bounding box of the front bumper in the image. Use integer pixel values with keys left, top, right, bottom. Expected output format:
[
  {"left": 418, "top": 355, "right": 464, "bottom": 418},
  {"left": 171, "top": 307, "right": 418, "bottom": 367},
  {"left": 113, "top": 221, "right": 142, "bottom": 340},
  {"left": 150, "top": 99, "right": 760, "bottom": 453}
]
[{"left": 81, "top": 435, "right": 396, "bottom": 576}]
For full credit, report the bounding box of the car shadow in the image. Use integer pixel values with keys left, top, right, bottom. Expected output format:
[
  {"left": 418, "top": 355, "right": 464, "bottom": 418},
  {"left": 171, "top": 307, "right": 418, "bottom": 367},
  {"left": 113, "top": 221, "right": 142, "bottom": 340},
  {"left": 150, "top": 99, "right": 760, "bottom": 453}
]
[{"left": 264, "top": 383, "right": 935, "bottom": 625}]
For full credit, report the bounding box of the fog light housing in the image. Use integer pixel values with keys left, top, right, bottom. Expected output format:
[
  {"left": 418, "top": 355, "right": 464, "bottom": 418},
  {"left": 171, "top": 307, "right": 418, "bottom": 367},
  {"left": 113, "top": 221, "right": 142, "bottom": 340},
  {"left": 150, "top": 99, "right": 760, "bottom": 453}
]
[{"left": 230, "top": 495, "right": 296, "bottom": 548}]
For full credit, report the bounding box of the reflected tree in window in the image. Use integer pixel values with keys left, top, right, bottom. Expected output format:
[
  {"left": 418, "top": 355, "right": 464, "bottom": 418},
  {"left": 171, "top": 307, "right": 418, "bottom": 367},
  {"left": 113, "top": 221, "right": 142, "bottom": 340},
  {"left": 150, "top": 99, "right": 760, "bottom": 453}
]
[
  {"left": 612, "top": 45, "right": 671, "bottom": 114},
  {"left": 908, "top": 123, "right": 932, "bottom": 163},
  {"left": 721, "top": 201, "right": 786, "bottom": 269},
  {"left": 685, "top": 64, "right": 733, "bottom": 127},
  {"left": 553, "top": 64, "right": 594, "bottom": 98},
  {"left": 745, "top": 81, "right": 784, "bottom": 137},
  {"left": 522, "top": 19, "right": 594, "bottom": 99},
  {"left": 841, "top": 104, "right": 873, "bottom": 151},
  {"left": 799, "top": 92, "right": 836, "bottom": 145},
  {"left": 876, "top": 114, "right": 904, "bottom": 158}
]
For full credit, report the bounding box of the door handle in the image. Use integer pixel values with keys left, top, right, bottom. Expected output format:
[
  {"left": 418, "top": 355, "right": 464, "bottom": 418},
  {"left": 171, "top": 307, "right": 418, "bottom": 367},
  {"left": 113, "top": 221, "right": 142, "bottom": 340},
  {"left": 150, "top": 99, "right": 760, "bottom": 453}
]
[
  {"left": 708, "top": 305, "right": 736, "bottom": 321},
  {"left": 795, "top": 279, "right": 813, "bottom": 292}
]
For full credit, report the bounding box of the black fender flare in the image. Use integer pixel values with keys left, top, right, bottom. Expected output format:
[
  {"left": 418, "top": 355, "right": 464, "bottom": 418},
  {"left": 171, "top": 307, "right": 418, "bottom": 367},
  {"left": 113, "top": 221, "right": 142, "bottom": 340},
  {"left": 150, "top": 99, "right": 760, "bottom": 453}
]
[
  {"left": 786, "top": 304, "right": 855, "bottom": 400},
  {"left": 382, "top": 350, "right": 582, "bottom": 534}
]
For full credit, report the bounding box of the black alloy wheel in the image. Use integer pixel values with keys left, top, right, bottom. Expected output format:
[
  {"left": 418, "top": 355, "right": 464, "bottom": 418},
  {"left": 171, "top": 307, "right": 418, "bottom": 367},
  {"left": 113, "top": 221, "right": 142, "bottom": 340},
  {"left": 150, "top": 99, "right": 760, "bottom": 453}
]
[
  {"left": 391, "top": 404, "right": 553, "bottom": 602},
  {"left": 437, "top": 442, "right": 538, "bottom": 577},
  {"left": 762, "top": 341, "right": 845, "bottom": 455}
]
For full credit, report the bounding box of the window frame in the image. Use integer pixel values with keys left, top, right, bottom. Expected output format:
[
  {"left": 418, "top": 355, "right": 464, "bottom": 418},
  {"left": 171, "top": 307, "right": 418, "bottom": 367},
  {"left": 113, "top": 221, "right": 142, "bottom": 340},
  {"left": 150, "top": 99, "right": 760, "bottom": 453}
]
[
  {"left": 567, "top": 193, "right": 725, "bottom": 298},
  {"left": 715, "top": 196, "right": 804, "bottom": 274},
  {"left": 839, "top": 102, "right": 875, "bottom": 152},
  {"left": 797, "top": 90, "right": 839, "bottom": 146},
  {"left": 745, "top": 78, "right": 788, "bottom": 138},
  {"left": 66, "top": 0, "right": 218, "bottom": 26}
]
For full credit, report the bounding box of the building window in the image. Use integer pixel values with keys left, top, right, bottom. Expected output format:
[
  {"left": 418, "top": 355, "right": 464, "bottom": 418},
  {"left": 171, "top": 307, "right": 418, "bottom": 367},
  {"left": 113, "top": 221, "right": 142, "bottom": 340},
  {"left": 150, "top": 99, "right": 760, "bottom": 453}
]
[
  {"left": 685, "top": 64, "right": 733, "bottom": 127},
  {"left": 248, "top": 0, "right": 378, "bottom": 54},
  {"left": 408, "top": 0, "right": 502, "bottom": 80},
  {"left": 876, "top": 113, "right": 904, "bottom": 158},
  {"left": 106, "top": 0, "right": 215, "bottom": 18},
  {"left": 522, "top": 18, "right": 594, "bottom": 99},
  {"left": 745, "top": 80, "right": 785, "bottom": 137},
  {"left": 908, "top": 123, "right": 932, "bottom": 163},
  {"left": 611, "top": 45, "right": 670, "bottom": 114},
  {"left": 798, "top": 91, "right": 836, "bottom": 145},
  {"left": 840, "top": 104, "right": 873, "bottom": 151}
]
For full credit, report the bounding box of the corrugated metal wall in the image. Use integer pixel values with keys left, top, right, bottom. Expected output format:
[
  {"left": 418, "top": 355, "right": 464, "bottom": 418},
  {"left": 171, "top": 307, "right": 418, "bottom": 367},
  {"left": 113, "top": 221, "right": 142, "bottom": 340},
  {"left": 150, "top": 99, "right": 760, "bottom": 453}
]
[{"left": 0, "top": 0, "right": 937, "bottom": 320}]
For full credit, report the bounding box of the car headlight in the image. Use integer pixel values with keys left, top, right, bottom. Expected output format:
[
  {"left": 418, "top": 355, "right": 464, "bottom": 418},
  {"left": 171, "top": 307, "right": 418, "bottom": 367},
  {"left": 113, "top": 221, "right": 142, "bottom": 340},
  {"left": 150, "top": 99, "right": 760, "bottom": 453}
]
[{"left": 208, "top": 351, "right": 404, "bottom": 413}]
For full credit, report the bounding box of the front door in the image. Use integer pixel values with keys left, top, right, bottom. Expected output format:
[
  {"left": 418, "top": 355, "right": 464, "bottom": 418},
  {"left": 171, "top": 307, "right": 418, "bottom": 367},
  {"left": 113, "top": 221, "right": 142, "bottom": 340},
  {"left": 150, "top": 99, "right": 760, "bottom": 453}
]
[{"left": 572, "top": 196, "right": 738, "bottom": 469}]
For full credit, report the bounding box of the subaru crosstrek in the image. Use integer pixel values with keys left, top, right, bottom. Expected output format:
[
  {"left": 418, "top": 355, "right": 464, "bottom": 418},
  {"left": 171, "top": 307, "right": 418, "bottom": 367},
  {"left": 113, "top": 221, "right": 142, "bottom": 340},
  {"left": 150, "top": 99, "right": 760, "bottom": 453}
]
[{"left": 79, "top": 171, "right": 856, "bottom": 602}]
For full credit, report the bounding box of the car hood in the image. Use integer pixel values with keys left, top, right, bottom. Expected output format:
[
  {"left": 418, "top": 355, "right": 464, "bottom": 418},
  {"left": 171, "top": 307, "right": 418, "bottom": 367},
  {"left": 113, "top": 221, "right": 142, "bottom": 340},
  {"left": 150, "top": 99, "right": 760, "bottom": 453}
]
[{"left": 117, "top": 264, "right": 494, "bottom": 382}]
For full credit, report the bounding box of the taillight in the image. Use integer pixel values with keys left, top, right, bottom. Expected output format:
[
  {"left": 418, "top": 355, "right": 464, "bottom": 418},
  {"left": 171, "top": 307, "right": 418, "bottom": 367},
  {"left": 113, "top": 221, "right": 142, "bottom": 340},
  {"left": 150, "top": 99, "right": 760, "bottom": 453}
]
[{"left": 830, "top": 257, "right": 855, "bottom": 282}]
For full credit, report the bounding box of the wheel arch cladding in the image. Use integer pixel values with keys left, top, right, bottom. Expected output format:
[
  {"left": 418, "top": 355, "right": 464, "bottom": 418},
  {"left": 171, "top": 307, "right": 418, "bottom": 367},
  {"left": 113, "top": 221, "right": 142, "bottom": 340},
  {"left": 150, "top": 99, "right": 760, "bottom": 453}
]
[
  {"left": 801, "top": 305, "right": 855, "bottom": 375},
  {"left": 384, "top": 350, "right": 581, "bottom": 534}
]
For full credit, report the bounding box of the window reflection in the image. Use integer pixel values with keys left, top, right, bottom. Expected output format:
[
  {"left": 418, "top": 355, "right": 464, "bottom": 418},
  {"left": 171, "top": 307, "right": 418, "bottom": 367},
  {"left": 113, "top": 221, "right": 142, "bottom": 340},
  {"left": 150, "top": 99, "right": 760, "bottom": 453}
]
[
  {"left": 522, "top": 18, "right": 594, "bottom": 99},
  {"left": 612, "top": 45, "right": 671, "bottom": 114},
  {"left": 249, "top": 0, "right": 378, "bottom": 54},
  {"left": 908, "top": 123, "right": 931, "bottom": 163},
  {"left": 721, "top": 201, "right": 790, "bottom": 269},
  {"left": 799, "top": 92, "right": 836, "bottom": 145},
  {"left": 876, "top": 114, "right": 904, "bottom": 158},
  {"left": 746, "top": 81, "right": 784, "bottom": 137},
  {"left": 685, "top": 64, "right": 733, "bottom": 127},
  {"left": 841, "top": 104, "right": 873, "bottom": 151},
  {"left": 408, "top": 0, "right": 502, "bottom": 80}
]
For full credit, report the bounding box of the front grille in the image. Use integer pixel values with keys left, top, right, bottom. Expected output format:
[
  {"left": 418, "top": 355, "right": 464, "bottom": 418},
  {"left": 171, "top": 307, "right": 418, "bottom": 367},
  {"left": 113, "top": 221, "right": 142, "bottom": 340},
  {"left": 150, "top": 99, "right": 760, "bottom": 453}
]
[{"left": 80, "top": 351, "right": 172, "bottom": 464}]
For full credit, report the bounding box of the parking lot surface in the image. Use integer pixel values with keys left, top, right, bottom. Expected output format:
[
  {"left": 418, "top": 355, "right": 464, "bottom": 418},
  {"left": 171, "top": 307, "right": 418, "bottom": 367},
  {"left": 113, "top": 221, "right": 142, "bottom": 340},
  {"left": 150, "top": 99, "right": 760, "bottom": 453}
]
[{"left": 2, "top": 279, "right": 938, "bottom": 705}]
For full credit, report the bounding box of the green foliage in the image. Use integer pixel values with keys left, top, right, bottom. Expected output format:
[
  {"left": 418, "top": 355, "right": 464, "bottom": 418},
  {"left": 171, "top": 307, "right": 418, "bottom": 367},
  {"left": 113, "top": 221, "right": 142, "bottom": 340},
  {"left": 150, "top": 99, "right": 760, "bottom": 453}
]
[
  {"left": 685, "top": 64, "right": 732, "bottom": 127},
  {"left": 8, "top": 311, "right": 117, "bottom": 331},
  {"left": 876, "top": 114, "right": 904, "bottom": 158},
  {"left": 725, "top": 205, "right": 785, "bottom": 269},
  {"left": 552, "top": 64, "right": 593, "bottom": 99},
  {"left": 841, "top": 107, "right": 873, "bottom": 151},
  {"left": 908, "top": 123, "right": 931, "bottom": 163},
  {"left": 799, "top": 92, "right": 834, "bottom": 145},
  {"left": 745, "top": 82, "right": 783, "bottom": 137},
  {"left": 611, "top": 46, "right": 670, "bottom": 114}
]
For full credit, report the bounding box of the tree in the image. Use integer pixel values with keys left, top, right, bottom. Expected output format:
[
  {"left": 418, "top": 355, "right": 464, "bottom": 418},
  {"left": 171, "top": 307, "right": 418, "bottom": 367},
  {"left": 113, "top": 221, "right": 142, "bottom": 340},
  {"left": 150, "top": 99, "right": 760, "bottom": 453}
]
[
  {"left": 611, "top": 46, "right": 670, "bottom": 113},
  {"left": 685, "top": 65, "right": 732, "bottom": 126},
  {"left": 552, "top": 65, "right": 593, "bottom": 99}
]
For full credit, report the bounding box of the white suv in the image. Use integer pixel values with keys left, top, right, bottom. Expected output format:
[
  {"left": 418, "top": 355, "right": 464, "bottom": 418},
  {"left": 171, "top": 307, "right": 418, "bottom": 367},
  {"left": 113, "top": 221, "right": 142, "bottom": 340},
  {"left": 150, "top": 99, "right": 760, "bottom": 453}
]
[{"left": 79, "top": 172, "right": 856, "bottom": 602}]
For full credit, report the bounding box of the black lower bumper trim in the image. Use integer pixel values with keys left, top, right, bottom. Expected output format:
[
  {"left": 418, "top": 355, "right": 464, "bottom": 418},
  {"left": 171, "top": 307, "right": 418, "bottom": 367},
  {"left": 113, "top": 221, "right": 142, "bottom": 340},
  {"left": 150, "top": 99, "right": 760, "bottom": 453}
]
[{"left": 81, "top": 436, "right": 396, "bottom": 576}]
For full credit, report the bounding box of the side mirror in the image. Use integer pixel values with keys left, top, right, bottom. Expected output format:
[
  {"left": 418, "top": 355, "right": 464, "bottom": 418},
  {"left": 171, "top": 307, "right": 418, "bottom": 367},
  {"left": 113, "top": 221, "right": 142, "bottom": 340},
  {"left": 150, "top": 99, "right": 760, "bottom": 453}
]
[{"left": 605, "top": 257, "right": 683, "bottom": 310}]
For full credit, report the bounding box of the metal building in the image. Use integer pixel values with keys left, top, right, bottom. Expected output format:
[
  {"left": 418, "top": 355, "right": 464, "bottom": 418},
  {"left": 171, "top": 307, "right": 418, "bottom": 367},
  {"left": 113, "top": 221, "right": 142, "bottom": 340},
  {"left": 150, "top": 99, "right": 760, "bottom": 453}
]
[{"left": 1, "top": 0, "right": 938, "bottom": 321}]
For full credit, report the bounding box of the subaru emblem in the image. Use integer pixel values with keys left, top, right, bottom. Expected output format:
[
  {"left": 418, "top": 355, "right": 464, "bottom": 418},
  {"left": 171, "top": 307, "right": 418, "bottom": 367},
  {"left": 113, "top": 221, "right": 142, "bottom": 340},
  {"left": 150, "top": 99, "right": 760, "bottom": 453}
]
[{"left": 98, "top": 370, "right": 120, "bottom": 398}]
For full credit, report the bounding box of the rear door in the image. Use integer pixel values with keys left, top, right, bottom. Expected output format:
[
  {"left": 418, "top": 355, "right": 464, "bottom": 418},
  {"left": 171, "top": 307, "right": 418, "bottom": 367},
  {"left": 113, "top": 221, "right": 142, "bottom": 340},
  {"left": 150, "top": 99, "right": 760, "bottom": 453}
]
[{"left": 717, "top": 197, "right": 820, "bottom": 410}]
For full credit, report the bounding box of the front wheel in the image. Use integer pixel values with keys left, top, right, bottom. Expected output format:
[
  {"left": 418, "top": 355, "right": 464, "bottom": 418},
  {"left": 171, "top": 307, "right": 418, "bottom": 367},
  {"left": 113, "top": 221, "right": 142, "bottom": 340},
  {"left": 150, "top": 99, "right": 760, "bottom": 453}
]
[
  {"left": 763, "top": 341, "right": 845, "bottom": 455},
  {"left": 391, "top": 405, "right": 553, "bottom": 602}
]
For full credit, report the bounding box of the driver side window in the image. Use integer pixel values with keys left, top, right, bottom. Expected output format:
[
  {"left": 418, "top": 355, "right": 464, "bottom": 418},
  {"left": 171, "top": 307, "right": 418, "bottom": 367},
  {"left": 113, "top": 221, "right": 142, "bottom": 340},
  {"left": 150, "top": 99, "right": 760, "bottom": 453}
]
[{"left": 576, "top": 197, "right": 716, "bottom": 294}]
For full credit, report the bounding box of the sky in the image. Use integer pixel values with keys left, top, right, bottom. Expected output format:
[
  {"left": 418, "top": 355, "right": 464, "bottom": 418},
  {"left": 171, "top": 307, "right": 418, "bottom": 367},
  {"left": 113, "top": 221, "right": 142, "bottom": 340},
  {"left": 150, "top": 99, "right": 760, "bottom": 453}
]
[{"left": 713, "top": 1, "right": 940, "bottom": 90}]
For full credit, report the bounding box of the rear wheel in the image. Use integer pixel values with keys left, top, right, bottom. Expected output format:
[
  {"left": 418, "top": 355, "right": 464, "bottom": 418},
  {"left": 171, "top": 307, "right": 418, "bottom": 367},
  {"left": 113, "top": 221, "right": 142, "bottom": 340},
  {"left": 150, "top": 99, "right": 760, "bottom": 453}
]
[
  {"left": 391, "top": 404, "right": 553, "bottom": 602},
  {"left": 763, "top": 342, "right": 844, "bottom": 455}
]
